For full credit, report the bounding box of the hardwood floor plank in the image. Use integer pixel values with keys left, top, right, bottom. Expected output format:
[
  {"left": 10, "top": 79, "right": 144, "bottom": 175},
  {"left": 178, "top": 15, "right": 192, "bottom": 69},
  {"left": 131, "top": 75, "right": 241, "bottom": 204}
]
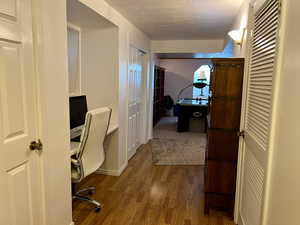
[{"left": 72, "top": 144, "right": 236, "bottom": 225}]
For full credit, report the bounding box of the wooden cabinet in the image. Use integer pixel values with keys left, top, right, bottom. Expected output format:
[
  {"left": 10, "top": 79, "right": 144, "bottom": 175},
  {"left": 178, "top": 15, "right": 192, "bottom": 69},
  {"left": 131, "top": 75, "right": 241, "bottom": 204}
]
[
  {"left": 204, "top": 58, "right": 244, "bottom": 215},
  {"left": 153, "top": 65, "right": 165, "bottom": 126}
]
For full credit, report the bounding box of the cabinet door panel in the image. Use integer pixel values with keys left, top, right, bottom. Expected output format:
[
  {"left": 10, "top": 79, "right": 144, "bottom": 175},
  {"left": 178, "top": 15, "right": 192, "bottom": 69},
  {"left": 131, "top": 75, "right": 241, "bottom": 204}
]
[
  {"left": 210, "top": 98, "right": 242, "bottom": 129},
  {"left": 212, "top": 61, "right": 244, "bottom": 97},
  {"left": 205, "top": 160, "right": 236, "bottom": 194},
  {"left": 207, "top": 130, "right": 239, "bottom": 161},
  {"left": 205, "top": 193, "right": 235, "bottom": 212}
]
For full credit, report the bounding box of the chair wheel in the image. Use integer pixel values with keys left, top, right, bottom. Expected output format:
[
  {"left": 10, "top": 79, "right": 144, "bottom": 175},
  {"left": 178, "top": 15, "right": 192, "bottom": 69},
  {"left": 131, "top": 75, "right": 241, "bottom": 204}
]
[{"left": 95, "top": 207, "right": 101, "bottom": 212}]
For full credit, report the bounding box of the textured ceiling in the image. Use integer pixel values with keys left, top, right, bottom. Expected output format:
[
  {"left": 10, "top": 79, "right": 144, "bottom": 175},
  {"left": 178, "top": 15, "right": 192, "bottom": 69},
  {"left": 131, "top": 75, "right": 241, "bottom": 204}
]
[{"left": 104, "top": 0, "right": 244, "bottom": 40}]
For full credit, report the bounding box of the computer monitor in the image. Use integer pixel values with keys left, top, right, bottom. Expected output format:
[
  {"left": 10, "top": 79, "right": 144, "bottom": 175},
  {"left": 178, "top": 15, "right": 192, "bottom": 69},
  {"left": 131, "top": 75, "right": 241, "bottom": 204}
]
[{"left": 69, "top": 95, "right": 88, "bottom": 131}]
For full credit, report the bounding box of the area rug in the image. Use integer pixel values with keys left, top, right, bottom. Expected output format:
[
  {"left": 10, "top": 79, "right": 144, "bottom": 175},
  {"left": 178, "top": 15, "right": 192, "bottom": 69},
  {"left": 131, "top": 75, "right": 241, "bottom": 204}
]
[{"left": 150, "top": 137, "right": 206, "bottom": 165}]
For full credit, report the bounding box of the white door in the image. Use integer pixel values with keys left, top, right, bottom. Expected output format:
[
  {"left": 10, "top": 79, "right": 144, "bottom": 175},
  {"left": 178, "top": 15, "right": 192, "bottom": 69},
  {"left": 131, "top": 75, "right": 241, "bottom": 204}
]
[
  {"left": 238, "top": 0, "right": 281, "bottom": 225},
  {"left": 0, "top": 1, "right": 44, "bottom": 225},
  {"left": 127, "top": 46, "right": 144, "bottom": 160}
]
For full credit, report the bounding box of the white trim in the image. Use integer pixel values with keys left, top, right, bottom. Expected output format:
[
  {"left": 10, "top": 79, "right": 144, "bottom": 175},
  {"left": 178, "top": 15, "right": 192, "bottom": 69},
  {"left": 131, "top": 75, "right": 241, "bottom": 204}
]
[
  {"left": 67, "top": 23, "right": 81, "bottom": 32},
  {"left": 261, "top": 1, "right": 285, "bottom": 224},
  {"left": 127, "top": 148, "right": 136, "bottom": 160},
  {"left": 124, "top": 31, "right": 130, "bottom": 163},
  {"left": 141, "top": 51, "right": 150, "bottom": 144},
  {"left": 234, "top": 2, "right": 254, "bottom": 223},
  {"left": 31, "top": 0, "right": 73, "bottom": 224},
  {"left": 123, "top": 32, "right": 130, "bottom": 167},
  {"left": 67, "top": 23, "right": 82, "bottom": 96},
  {"left": 148, "top": 54, "right": 155, "bottom": 140},
  {"left": 96, "top": 162, "right": 128, "bottom": 176},
  {"left": 144, "top": 53, "right": 152, "bottom": 143},
  {"left": 253, "top": 0, "right": 268, "bottom": 13}
]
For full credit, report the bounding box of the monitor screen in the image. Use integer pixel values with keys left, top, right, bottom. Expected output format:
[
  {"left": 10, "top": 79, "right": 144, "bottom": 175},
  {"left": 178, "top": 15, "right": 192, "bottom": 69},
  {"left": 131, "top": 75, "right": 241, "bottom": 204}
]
[{"left": 69, "top": 96, "right": 88, "bottom": 129}]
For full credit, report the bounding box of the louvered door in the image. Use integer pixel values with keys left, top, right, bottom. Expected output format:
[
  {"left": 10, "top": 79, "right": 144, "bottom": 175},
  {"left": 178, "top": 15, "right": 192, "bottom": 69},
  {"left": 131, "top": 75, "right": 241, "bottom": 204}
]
[{"left": 238, "top": 0, "right": 281, "bottom": 225}]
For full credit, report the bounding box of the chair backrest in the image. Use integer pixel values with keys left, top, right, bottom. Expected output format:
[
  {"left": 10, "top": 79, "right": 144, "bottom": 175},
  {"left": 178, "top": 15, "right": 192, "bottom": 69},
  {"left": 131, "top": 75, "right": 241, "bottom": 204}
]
[{"left": 77, "top": 107, "right": 111, "bottom": 178}]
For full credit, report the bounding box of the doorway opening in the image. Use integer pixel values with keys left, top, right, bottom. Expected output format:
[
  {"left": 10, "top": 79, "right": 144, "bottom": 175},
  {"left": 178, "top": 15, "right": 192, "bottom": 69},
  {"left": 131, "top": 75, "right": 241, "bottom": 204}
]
[
  {"left": 150, "top": 53, "right": 243, "bottom": 220},
  {"left": 151, "top": 58, "right": 212, "bottom": 166}
]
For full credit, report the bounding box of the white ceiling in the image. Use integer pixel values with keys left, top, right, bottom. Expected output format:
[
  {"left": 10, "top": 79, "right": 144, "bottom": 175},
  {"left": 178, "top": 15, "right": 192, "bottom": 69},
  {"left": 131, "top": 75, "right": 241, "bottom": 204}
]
[{"left": 104, "top": 0, "right": 244, "bottom": 40}]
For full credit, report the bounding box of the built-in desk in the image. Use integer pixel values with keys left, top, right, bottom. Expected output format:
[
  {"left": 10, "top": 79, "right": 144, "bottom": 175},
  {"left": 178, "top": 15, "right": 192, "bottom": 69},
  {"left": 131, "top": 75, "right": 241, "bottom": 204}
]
[{"left": 70, "top": 123, "right": 118, "bottom": 156}]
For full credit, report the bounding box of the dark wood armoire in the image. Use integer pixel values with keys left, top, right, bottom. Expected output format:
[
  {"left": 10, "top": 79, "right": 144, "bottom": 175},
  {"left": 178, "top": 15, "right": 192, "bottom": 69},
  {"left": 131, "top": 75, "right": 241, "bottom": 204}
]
[
  {"left": 153, "top": 65, "right": 165, "bottom": 126},
  {"left": 204, "top": 58, "right": 244, "bottom": 215}
]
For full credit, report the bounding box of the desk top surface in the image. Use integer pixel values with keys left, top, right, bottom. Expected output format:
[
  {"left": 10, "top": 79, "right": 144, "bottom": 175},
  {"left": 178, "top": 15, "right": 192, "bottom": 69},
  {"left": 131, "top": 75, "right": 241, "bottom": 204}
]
[{"left": 178, "top": 99, "right": 209, "bottom": 107}]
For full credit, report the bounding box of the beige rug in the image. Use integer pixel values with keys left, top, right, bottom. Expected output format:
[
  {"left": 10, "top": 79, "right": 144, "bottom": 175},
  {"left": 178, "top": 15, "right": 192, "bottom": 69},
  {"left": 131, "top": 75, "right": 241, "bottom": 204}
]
[
  {"left": 151, "top": 117, "right": 206, "bottom": 165},
  {"left": 151, "top": 138, "right": 206, "bottom": 165}
]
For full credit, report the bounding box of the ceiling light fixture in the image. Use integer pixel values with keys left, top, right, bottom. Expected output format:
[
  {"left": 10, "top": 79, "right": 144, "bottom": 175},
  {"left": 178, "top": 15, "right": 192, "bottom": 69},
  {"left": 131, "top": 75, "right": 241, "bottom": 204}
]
[{"left": 228, "top": 29, "right": 245, "bottom": 45}]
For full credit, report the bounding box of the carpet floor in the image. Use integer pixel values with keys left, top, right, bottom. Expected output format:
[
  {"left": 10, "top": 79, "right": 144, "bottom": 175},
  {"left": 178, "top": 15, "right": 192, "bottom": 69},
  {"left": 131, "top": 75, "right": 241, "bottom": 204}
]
[{"left": 151, "top": 117, "right": 206, "bottom": 165}]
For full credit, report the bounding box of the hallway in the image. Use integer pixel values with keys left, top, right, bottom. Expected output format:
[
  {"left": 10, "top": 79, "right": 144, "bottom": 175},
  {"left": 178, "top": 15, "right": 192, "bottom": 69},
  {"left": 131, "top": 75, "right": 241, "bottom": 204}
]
[{"left": 72, "top": 144, "right": 235, "bottom": 225}]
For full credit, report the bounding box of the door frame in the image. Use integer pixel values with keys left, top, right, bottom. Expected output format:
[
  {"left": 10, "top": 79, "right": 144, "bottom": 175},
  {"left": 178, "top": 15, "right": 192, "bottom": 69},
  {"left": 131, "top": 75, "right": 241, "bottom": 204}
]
[
  {"left": 31, "top": 0, "right": 73, "bottom": 225},
  {"left": 141, "top": 50, "right": 151, "bottom": 144},
  {"left": 233, "top": 1, "right": 254, "bottom": 222}
]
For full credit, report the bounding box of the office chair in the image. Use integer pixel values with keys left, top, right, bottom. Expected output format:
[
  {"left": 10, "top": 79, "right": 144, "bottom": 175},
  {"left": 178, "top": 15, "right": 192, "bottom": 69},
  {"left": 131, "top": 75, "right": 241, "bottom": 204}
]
[{"left": 71, "top": 107, "right": 112, "bottom": 212}]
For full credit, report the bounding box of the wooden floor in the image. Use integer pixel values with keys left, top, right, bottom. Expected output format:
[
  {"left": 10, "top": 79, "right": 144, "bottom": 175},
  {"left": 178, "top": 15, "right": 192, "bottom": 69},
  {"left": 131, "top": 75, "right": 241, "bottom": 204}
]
[{"left": 72, "top": 144, "right": 236, "bottom": 225}]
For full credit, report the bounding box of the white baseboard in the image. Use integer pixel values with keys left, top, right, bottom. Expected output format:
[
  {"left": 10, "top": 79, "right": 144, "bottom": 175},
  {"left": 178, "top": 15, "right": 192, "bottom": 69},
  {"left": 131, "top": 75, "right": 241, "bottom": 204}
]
[
  {"left": 96, "top": 162, "right": 128, "bottom": 176},
  {"left": 128, "top": 149, "right": 136, "bottom": 160}
]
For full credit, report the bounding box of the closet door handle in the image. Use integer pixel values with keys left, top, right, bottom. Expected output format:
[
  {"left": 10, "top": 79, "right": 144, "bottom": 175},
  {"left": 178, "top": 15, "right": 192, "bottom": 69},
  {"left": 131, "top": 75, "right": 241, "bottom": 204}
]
[
  {"left": 29, "top": 139, "right": 43, "bottom": 151},
  {"left": 237, "top": 130, "right": 245, "bottom": 138}
]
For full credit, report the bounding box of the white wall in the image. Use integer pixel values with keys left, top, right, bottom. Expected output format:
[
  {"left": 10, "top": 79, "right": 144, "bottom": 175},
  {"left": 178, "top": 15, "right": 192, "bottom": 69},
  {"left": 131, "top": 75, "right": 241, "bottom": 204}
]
[
  {"left": 151, "top": 40, "right": 225, "bottom": 53},
  {"left": 81, "top": 28, "right": 119, "bottom": 121},
  {"left": 76, "top": 0, "right": 151, "bottom": 173},
  {"left": 67, "top": 0, "right": 119, "bottom": 121},
  {"left": 159, "top": 59, "right": 211, "bottom": 102},
  {"left": 81, "top": 22, "right": 120, "bottom": 174},
  {"left": 266, "top": 0, "right": 300, "bottom": 224},
  {"left": 67, "top": 27, "right": 81, "bottom": 95},
  {"left": 228, "top": 0, "right": 251, "bottom": 57}
]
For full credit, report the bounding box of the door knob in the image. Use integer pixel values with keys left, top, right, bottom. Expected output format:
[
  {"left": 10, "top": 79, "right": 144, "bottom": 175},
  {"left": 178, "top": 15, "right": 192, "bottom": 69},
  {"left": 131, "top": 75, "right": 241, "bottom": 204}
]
[
  {"left": 237, "top": 130, "right": 245, "bottom": 138},
  {"left": 29, "top": 139, "right": 43, "bottom": 151}
]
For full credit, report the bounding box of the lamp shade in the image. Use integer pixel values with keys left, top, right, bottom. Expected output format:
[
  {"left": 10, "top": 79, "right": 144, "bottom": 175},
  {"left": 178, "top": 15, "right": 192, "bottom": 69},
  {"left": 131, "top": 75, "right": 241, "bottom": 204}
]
[
  {"left": 228, "top": 29, "right": 244, "bottom": 44},
  {"left": 198, "top": 71, "right": 207, "bottom": 80}
]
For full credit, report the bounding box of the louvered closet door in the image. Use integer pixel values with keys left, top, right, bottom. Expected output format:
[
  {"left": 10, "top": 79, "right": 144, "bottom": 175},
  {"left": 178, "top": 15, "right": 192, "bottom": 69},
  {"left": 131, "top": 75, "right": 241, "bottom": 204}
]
[
  {"left": 238, "top": 1, "right": 281, "bottom": 225},
  {"left": 127, "top": 46, "right": 143, "bottom": 160}
]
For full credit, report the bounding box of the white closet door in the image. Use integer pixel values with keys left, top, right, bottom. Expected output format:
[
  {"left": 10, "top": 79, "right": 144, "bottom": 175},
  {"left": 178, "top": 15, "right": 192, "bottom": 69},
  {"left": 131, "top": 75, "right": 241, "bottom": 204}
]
[
  {"left": 128, "top": 46, "right": 143, "bottom": 160},
  {"left": 0, "top": 0, "right": 44, "bottom": 224},
  {"left": 238, "top": 0, "right": 281, "bottom": 225}
]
